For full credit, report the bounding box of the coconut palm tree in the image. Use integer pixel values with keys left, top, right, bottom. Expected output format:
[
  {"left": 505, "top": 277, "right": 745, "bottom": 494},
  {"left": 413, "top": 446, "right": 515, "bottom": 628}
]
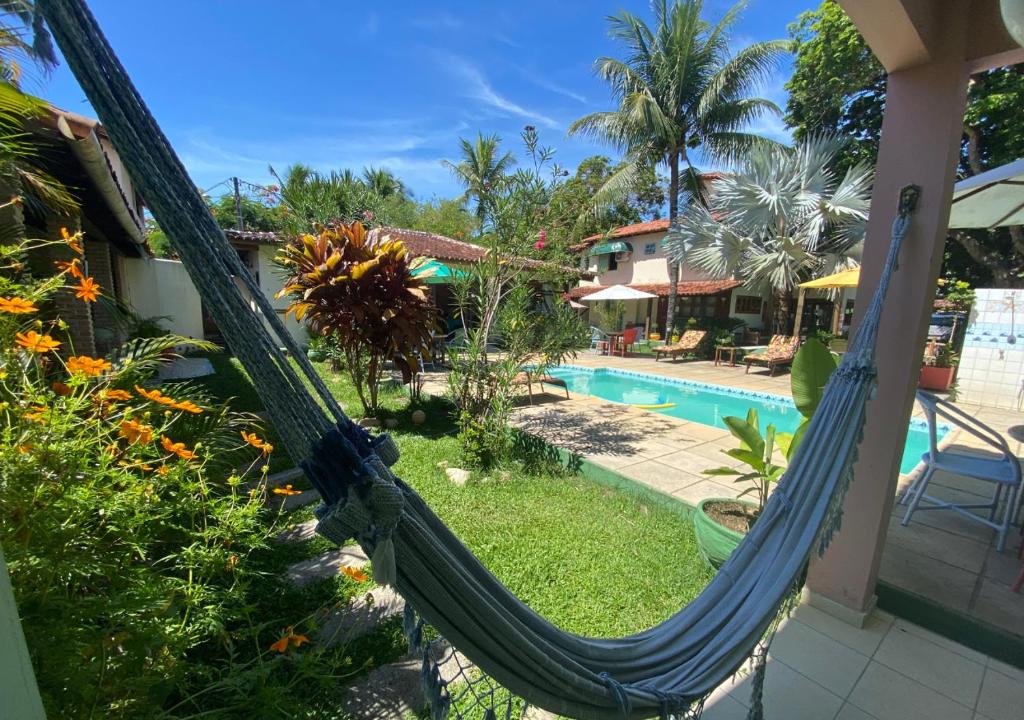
[
  {"left": 666, "top": 135, "right": 873, "bottom": 332},
  {"left": 362, "top": 166, "right": 406, "bottom": 199},
  {"left": 442, "top": 132, "right": 516, "bottom": 230},
  {"left": 569, "top": 0, "right": 788, "bottom": 335}
]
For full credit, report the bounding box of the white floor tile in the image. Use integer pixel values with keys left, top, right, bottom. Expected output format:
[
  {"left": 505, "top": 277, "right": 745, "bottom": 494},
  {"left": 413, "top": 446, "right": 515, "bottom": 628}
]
[
  {"left": 975, "top": 666, "right": 1024, "bottom": 720},
  {"left": 836, "top": 703, "right": 879, "bottom": 720},
  {"left": 770, "top": 618, "right": 871, "bottom": 697},
  {"left": 874, "top": 624, "right": 985, "bottom": 703},
  {"left": 727, "top": 658, "right": 844, "bottom": 720},
  {"left": 701, "top": 691, "right": 748, "bottom": 720},
  {"left": 848, "top": 662, "right": 973, "bottom": 720},
  {"left": 790, "top": 604, "right": 893, "bottom": 657}
]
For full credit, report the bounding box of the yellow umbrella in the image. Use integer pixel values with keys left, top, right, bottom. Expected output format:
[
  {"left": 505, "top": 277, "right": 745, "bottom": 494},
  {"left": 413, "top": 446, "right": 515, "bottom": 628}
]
[{"left": 799, "top": 267, "right": 860, "bottom": 289}]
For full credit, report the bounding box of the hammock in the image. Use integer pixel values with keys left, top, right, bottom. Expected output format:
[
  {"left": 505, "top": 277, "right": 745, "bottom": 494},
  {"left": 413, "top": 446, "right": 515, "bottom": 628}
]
[{"left": 37, "top": 1, "right": 917, "bottom": 717}]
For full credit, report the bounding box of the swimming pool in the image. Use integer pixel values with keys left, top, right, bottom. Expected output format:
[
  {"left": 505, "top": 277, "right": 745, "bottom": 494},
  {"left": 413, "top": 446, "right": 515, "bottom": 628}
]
[{"left": 544, "top": 366, "right": 944, "bottom": 475}]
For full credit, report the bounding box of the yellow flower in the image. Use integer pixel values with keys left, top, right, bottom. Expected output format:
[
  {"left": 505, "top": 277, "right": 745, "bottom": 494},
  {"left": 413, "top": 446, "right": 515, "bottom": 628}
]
[
  {"left": 100, "top": 388, "right": 133, "bottom": 402},
  {"left": 339, "top": 565, "right": 369, "bottom": 582},
  {"left": 74, "top": 277, "right": 101, "bottom": 303},
  {"left": 15, "top": 331, "right": 60, "bottom": 353},
  {"left": 271, "top": 484, "right": 302, "bottom": 496},
  {"left": 67, "top": 355, "right": 111, "bottom": 376},
  {"left": 119, "top": 419, "right": 154, "bottom": 445},
  {"left": 54, "top": 258, "right": 84, "bottom": 279},
  {"left": 268, "top": 627, "right": 309, "bottom": 653},
  {"left": 156, "top": 465, "right": 170, "bottom": 476},
  {"left": 135, "top": 385, "right": 177, "bottom": 406},
  {"left": 24, "top": 405, "right": 47, "bottom": 423},
  {"left": 171, "top": 399, "right": 203, "bottom": 414},
  {"left": 0, "top": 296, "right": 37, "bottom": 314},
  {"left": 160, "top": 435, "right": 197, "bottom": 461},
  {"left": 61, "top": 227, "right": 83, "bottom": 254},
  {"left": 241, "top": 430, "right": 273, "bottom": 455}
]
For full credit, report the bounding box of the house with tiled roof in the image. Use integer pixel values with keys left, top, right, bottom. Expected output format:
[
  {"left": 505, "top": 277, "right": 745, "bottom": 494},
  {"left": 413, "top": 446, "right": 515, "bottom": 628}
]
[{"left": 570, "top": 212, "right": 768, "bottom": 337}]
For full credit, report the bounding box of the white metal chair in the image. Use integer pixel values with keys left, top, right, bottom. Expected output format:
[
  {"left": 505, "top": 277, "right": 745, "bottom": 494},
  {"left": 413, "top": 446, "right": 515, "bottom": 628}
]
[
  {"left": 899, "top": 390, "right": 1022, "bottom": 552},
  {"left": 589, "top": 326, "right": 609, "bottom": 354}
]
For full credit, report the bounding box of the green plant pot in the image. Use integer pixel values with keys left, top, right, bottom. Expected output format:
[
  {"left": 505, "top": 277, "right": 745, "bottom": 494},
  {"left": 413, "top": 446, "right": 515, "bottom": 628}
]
[
  {"left": 693, "top": 497, "right": 756, "bottom": 569},
  {"left": 307, "top": 349, "right": 326, "bottom": 362}
]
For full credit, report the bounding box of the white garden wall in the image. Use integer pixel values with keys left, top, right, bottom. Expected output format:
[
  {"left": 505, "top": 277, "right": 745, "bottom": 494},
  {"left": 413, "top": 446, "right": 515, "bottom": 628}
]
[{"left": 119, "top": 256, "right": 204, "bottom": 339}]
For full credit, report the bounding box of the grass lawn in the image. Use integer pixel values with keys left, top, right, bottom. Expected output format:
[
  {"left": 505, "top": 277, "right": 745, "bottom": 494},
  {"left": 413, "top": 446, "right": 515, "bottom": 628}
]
[{"left": 189, "top": 348, "right": 713, "bottom": 709}]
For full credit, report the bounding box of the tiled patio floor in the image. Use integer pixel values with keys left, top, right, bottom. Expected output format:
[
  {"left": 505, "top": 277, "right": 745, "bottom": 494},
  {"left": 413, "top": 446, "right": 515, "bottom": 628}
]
[
  {"left": 507, "top": 353, "right": 1024, "bottom": 640},
  {"left": 704, "top": 601, "right": 1024, "bottom": 720}
]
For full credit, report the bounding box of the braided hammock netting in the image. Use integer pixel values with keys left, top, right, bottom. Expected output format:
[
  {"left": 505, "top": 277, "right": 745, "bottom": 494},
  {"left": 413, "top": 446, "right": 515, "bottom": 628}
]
[{"left": 37, "top": 1, "right": 917, "bottom": 717}]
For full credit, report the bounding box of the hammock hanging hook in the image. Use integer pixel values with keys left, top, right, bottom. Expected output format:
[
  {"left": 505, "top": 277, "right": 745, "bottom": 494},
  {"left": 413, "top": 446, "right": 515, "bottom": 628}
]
[{"left": 898, "top": 184, "right": 921, "bottom": 217}]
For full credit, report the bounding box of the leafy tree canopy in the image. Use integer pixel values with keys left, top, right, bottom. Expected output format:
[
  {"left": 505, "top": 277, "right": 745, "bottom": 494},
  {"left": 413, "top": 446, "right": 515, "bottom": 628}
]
[{"left": 786, "top": 0, "right": 1024, "bottom": 286}]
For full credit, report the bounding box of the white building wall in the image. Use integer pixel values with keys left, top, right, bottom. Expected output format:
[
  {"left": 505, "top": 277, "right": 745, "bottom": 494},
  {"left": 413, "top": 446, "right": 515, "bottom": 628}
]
[
  {"left": 956, "top": 288, "right": 1024, "bottom": 410},
  {"left": 120, "top": 256, "right": 204, "bottom": 339},
  {"left": 256, "top": 244, "right": 308, "bottom": 346}
]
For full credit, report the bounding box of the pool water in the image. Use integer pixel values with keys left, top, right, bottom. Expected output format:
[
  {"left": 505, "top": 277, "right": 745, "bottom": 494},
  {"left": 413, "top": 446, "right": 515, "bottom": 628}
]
[{"left": 544, "top": 366, "right": 943, "bottom": 475}]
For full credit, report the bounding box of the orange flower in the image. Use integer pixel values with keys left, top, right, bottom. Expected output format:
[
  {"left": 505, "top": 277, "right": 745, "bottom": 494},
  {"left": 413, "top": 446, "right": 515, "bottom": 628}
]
[
  {"left": 171, "top": 399, "right": 203, "bottom": 414},
  {"left": 135, "top": 385, "right": 177, "bottom": 406},
  {"left": 54, "top": 258, "right": 84, "bottom": 279},
  {"left": 271, "top": 484, "right": 302, "bottom": 496},
  {"left": 17, "top": 443, "right": 32, "bottom": 454},
  {"left": 100, "top": 388, "right": 133, "bottom": 402},
  {"left": 61, "top": 227, "right": 83, "bottom": 254},
  {"left": 225, "top": 554, "right": 239, "bottom": 571},
  {"left": 119, "top": 419, "right": 154, "bottom": 445},
  {"left": 67, "top": 355, "right": 111, "bottom": 376},
  {"left": 339, "top": 565, "right": 369, "bottom": 583},
  {"left": 268, "top": 627, "right": 309, "bottom": 654},
  {"left": 74, "top": 277, "right": 101, "bottom": 303},
  {"left": 241, "top": 430, "right": 273, "bottom": 455},
  {"left": 51, "top": 381, "right": 72, "bottom": 396},
  {"left": 0, "top": 296, "right": 37, "bottom": 314},
  {"left": 15, "top": 331, "right": 60, "bottom": 353},
  {"left": 161, "top": 435, "right": 196, "bottom": 460},
  {"left": 24, "top": 405, "right": 47, "bottom": 423}
]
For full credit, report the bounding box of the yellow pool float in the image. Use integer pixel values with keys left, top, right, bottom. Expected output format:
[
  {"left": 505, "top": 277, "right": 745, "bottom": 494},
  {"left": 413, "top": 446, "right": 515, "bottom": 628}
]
[{"left": 632, "top": 402, "right": 676, "bottom": 410}]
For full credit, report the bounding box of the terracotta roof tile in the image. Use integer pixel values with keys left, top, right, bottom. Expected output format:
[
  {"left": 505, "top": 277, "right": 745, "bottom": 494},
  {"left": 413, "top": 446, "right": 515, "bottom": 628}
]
[
  {"left": 566, "top": 279, "right": 741, "bottom": 299},
  {"left": 578, "top": 219, "right": 670, "bottom": 246},
  {"left": 374, "top": 226, "right": 488, "bottom": 263}
]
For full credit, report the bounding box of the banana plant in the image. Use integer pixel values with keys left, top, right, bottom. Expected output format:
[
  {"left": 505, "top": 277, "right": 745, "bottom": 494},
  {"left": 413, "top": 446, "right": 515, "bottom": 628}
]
[{"left": 704, "top": 338, "right": 838, "bottom": 515}]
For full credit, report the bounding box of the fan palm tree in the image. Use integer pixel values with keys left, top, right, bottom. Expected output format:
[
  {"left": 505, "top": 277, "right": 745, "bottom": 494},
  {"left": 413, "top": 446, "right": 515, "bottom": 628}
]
[
  {"left": 666, "top": 135, "right": 873, "bottom": 332},
  {"left": 569, "top": 0, "right": 788, "bottom": 334},
  {"left": 442, "top": 132, "right": 516, "bottom": 230}
]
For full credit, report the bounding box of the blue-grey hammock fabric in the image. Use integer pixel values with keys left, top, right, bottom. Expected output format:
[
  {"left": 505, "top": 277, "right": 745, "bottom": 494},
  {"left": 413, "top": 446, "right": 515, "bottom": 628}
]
[{"left": 38, "top": 1, "right": 915, "bottom": 717}]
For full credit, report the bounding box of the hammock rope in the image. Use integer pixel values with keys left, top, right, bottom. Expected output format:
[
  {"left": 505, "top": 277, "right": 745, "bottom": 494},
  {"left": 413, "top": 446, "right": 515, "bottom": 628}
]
[{"left": 37, "top": 1, "right": 918, "bottom": 717}]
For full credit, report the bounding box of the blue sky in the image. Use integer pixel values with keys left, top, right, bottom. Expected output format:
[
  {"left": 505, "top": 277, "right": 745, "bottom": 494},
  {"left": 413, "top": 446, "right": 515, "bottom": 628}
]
[{"left": 44, "top": 0, "right": 815, "bottom": 201}]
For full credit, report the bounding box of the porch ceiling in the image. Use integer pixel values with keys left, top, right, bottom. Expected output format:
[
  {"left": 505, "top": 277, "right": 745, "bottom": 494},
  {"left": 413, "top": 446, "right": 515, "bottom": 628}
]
[{"left": 838, "top": 0, "right": 1024, "bottom": 73}]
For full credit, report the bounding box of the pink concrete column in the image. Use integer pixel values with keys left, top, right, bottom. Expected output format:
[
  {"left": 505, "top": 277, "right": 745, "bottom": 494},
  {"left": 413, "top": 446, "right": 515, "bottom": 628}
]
[{"left": 806, "top": 13, "right": 971, "bottom": 621}]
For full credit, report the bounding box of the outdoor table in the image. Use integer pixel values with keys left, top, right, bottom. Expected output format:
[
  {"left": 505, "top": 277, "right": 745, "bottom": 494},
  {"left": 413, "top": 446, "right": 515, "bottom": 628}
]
[
  {"left": 714, "top": 345, "right": 739, "bottom": 367},
  {"left": 606, "top": 331, "right": 624, "bottom": 356}
]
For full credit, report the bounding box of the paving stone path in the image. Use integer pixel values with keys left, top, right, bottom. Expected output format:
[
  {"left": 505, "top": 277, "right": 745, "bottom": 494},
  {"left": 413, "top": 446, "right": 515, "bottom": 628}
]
[{"left": 272, "top": 468, "right": 488, "bottom": 719}]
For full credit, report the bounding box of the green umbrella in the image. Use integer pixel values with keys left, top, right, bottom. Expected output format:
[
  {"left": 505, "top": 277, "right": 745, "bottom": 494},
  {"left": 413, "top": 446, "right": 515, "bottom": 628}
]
[{"left": 411, "top": 259, "right": 469, "bottom": 284}]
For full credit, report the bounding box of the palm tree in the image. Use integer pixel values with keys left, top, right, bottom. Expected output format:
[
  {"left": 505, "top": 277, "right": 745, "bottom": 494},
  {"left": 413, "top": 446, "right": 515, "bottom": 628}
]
[
  {"left": 666, "top": 135, "right": 873, "bottom": 332},
  {"left": 569, "top": 0, "right": 788, "bottom": 335},
  {"left": 442, "top": 132, "right": 516, "bottom": 230},
  {"left": 362, "top": 166, "right": 406, "bottom": 199}
]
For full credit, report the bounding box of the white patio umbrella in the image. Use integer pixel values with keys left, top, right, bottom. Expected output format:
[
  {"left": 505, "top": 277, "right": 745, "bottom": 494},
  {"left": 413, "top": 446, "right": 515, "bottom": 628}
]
[
  {"left": 949, "top": 157, "right": 1024, "bottom": 228},
  {"left": 578, "top": 284, "right": 658, "bottom": 302}
]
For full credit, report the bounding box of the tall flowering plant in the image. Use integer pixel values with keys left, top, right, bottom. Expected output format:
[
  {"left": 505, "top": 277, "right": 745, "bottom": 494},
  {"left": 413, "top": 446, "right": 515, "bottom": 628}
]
[{"left": 0, "top": 222, "right": 280, "bottom": 716}]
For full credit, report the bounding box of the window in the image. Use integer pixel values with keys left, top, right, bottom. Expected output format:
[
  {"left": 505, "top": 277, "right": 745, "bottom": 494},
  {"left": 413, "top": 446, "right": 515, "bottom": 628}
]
[
  {"left": 644, "top": 242, "right": 657, "bottom": 255},
  {"left": 734, "top": 295, "right": 762, "bottom": 314}
]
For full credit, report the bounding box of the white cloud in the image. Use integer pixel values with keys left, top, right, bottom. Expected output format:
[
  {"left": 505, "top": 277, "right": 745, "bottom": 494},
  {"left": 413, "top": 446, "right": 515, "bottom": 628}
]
[
  {"left": 516, "top": 65, "right": 587, "bottom": 104},
  {"left": 445, "top": 54, "right": 559, "bottom": 129}
]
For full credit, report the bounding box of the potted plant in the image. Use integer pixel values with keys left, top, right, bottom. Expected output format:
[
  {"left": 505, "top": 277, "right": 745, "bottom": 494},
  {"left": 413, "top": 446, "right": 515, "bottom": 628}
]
[
  {"left": 696, "top": 339, "right": 837, "bottom": 567},
  {"left": 919, "top": 342, "right": 958, "bottom": 391}
]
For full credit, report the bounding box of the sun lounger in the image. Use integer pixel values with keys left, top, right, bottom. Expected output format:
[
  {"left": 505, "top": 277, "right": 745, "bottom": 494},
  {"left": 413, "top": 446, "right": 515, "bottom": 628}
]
[
  {"left": 653, "top": 330, "right": 707, "bottom": 361},
  {"left": 743, "top": 335, "right": 800, "bottom": 376}
]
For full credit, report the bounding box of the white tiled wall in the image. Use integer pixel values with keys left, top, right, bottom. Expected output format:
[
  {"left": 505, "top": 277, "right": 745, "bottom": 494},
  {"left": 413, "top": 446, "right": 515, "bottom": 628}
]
[{"left": 957, "top": 288, "right": 1024, "bottom": 409}]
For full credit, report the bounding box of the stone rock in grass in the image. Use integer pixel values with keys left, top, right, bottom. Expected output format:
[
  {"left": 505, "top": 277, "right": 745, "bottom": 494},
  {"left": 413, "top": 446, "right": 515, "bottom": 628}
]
[
  {"left": 275, "top": 519, "right": 317, "bottom": 542},
  {"left": 338, "top": 639, "right": 474, "bottom": 720},
  {"left": 445, "top": 467, "right": 470, "bottom": 486},
  {"left": 359, "top": 417, "right": 381, "bottom": 428},
  {"left": 317, "top": 586, "right": 405, "bottom": 648},
  {"left": 384, "top": 418, "right": 399, "bottom": 429},
  {"left": 286, "top": 545, "right": 368, "bottom": 587}
]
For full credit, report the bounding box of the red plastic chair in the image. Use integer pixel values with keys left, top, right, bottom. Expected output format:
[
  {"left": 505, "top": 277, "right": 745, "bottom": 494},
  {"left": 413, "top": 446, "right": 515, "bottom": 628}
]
[{"left": 614, "top": 327, "right": 639, "bottom": 357}]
